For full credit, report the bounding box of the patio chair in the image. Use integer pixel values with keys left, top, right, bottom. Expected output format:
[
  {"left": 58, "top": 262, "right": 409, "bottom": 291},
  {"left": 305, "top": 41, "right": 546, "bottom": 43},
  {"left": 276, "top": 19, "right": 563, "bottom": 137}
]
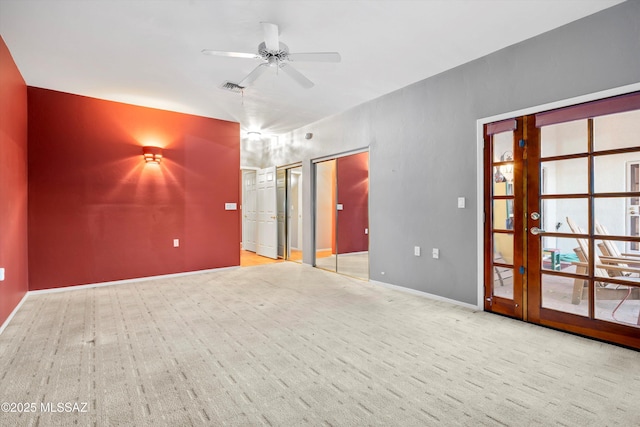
[
  {"left": 566, "top": 217, "right": 640, "bottom": 324},
  {"left": 595, "top": 222, "right": 640, "bottom": 274},
  {"left": 567, "top": 217, "right": 640, "bottom": 304}
]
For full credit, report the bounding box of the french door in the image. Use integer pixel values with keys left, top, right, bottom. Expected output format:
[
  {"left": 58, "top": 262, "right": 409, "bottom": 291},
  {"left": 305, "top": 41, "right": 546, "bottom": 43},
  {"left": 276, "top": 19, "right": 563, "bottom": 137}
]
[{"left": 484, "top": 92, "right": 640, "bottom": 349}]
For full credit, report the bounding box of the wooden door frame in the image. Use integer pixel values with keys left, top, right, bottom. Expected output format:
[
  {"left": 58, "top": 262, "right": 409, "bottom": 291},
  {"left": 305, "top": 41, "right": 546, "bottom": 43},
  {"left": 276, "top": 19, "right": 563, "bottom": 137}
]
[
  {"left": 483, "top": 117, "right": 526, "bottom": 319},
  {"left": 476, "top": 83, "right": 640, "bottom": 311},
  {"left": 478, "top": 83, "right": 640, "bottom": 349}
]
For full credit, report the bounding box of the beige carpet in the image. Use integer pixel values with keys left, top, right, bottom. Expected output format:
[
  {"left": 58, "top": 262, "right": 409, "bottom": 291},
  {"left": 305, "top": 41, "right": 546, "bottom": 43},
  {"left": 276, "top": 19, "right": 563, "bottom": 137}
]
[{"left": 0, "top": 262, "right": 638, "bottom": 426}]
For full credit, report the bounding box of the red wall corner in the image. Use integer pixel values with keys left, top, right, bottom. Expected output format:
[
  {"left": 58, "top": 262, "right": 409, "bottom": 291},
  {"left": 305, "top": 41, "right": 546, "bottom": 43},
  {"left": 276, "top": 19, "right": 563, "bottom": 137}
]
[
  {"left": 0, "top": 36, "right": 29, "bottom": 326},
  {"left": 27, "top": 88, "right": 240, "bottom": 290}
]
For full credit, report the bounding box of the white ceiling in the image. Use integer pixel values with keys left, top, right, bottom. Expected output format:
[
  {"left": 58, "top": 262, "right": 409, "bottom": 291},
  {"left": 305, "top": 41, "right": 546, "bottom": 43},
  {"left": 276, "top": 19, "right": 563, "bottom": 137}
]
[{"left": 0, "top": 0, "right": 625, "bottom": 137}]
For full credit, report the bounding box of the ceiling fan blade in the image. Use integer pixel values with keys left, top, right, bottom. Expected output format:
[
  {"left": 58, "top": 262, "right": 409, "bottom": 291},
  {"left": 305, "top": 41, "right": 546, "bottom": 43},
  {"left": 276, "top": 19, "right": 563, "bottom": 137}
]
[
  {"left": 287, "top": 52, "right": 341, "bottom": 63},
  {"left": 201, "top": 49, "right": 260, "bottom": 59},
  {"left": 239, "top": 63, "right": 269, "bottom": 87},
  {"left": 261, "top": 22, "right": 280, "bottom": 51},
  {"left": 279, "top": 63, "right": 314, "bottom": 89}
]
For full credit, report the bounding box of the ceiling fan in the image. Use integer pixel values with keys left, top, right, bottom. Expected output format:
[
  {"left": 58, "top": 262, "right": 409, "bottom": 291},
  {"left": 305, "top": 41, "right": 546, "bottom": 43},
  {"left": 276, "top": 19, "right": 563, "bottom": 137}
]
[{"left": 202, "top": 22, "right": 341, "bottom": 89}]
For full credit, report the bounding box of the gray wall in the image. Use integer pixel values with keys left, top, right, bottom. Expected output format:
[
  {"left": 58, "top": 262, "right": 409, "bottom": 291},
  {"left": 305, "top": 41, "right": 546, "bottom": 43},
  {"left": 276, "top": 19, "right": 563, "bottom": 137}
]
[{"left": 264, "top": 1, "right": 640, "bottom": 306}]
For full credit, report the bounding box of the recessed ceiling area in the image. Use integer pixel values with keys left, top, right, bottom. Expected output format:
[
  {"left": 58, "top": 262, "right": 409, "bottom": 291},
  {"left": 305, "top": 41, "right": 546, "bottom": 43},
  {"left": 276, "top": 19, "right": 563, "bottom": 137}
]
[{"left": 0, "top": 0, "right": 625, "bottom": 137}]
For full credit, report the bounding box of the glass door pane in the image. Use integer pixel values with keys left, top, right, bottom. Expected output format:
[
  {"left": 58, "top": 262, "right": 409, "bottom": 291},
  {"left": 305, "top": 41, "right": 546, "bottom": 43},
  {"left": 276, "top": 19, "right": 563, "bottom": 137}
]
[
  {"left": 335, "top": 152, "right": 369, "bottom": 280},
  {"left": 315, "top": 160, "right": 337, "bottom": 272},
  {"left": 276, "top": 168, "right": 286, "bottom": 259},
  {"left": 286, "top": 167, "right": 303, "bottom": 262}
]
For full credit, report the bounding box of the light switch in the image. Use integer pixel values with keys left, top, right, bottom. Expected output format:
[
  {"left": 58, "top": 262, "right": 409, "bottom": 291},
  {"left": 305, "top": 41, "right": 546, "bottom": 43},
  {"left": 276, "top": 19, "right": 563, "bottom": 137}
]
[
  {"left": 432, "top": 248, "right": 440, "bottom": 259},
  {"left": 173, "top": 239, "right": 180, "bottom": 248},
  {"left": 0, "top": 268, "right": 4, "bottom": 281},
  {"left": 414, "top": 246, "right": 421, "bottom": 256},
  {"left": 458, "top": 197, "right": 466, "bottom": 208},
  {"left": 336, "top": 204, "right": 344, "bottom": 211},
  {"left": 365, "top": 228, "right": 368, "bottom": 234},
  {"left": 225, "top": 202, "right": 237, "bottom": 210}
]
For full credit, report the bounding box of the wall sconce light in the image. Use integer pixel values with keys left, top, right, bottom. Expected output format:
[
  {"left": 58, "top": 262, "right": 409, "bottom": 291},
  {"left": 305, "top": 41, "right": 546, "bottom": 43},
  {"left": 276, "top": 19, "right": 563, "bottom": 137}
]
[{"left": 142, "top": 146, "right": 163, "bottom": 164}]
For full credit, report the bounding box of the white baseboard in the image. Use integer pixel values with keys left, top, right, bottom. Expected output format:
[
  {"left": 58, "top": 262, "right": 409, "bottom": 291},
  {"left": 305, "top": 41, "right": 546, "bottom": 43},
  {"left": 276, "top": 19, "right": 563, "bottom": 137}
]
[
  {"left": 369, "top": 279, "right": 481, "bottom": 311},
  {"left": 29, "top": 266, "right": 240, "bottom": 295},
  {"left": 0, "top": 292, "right": 29, "bottom": 336}
]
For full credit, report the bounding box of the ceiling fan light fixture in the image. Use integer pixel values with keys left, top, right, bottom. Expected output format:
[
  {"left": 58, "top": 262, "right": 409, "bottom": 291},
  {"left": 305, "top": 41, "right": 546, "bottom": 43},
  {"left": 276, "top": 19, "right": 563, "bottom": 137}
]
[
  {"left": 247, "top": 131, "right": 262, "bottom": 141},
  {"left": 202, "top": 22, "right": 340, "bottom": 89}
]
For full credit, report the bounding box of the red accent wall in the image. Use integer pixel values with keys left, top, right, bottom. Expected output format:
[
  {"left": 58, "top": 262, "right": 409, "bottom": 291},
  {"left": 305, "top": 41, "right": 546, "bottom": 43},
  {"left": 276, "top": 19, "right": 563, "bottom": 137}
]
[
  {"left": 336, "top": 152, "right": 369, "bottom": 254},
  {"left": 27, "top": 88, "right": 240, "bottom": 290},
  {"left": 0, "top": 36, "right": 29, "bottom": 325}
]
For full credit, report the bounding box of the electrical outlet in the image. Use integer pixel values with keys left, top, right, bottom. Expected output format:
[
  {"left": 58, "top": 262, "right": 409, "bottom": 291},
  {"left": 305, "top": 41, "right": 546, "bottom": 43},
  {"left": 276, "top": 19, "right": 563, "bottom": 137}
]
[
  {"left": 414, "top": 246, "right": 421, "bottom": 256},
  {"left": 458, "top": 197, "right": 466, "bottom": 208},
  {"left": 173, "top": 239, "right": 180, "bottom": 248},
  {"left": 0, "top": 268, "right": 4, "bottom": 281},
  {"left": 432, "top": 248, "right": 440, "bottom": 259}
]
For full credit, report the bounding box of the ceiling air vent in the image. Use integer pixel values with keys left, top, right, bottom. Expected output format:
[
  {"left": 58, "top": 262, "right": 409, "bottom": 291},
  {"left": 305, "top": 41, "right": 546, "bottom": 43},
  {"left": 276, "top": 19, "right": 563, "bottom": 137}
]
[{"left": 220, "top": 81, "right": 245, "bottom": 93}]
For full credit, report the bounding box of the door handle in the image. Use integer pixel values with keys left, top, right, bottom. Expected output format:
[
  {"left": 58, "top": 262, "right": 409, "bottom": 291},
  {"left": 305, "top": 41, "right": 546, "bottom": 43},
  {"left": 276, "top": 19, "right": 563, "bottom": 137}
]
[{"left": 530, "top": 227, "right": 545, "bottom": 235}]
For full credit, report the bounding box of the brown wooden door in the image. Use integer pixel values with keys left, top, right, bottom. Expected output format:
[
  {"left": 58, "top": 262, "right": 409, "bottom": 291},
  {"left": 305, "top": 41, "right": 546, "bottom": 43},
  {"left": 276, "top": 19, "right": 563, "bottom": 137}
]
[
  {"left": 484, "top": 117, "right": 526, "bottom": 319},
  {"left": 484, "top": 91, "right": 640, "bottom": 349}
]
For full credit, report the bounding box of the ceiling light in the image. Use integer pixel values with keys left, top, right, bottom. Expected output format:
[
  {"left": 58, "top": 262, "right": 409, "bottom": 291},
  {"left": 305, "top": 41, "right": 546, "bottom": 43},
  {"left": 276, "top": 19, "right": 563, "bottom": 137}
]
[{"left": 247, "top": 131, "right": 262, "bottom": 141}]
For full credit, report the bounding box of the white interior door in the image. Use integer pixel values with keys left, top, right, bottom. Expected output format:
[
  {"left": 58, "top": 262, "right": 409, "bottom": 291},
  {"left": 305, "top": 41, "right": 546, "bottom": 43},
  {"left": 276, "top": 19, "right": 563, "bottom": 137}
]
[
  {"left": 257, "top": 166, "right": 278, "bottom": 259},
  {"left": 242, "top": 170, "right": 257, "bottom": 252}
]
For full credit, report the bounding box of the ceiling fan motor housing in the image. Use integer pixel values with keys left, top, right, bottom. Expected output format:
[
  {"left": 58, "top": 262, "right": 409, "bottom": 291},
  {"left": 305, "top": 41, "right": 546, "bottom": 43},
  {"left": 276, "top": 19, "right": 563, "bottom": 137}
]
[{"left": 258, "top": 41, "right": 289, "bottom": 64}]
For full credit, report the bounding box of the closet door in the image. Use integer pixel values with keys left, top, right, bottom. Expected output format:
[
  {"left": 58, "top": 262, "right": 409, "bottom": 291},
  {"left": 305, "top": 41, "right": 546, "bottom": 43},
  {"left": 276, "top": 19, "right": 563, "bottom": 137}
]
[
  {"left": 335, "top": 152, "right": 369, "bottom": 280},
  {"left": 314, "top": 160, "right": 337, "bottom": 272},
  {"left": 256, "top": 166, "right": 277, "bottom": 259}
]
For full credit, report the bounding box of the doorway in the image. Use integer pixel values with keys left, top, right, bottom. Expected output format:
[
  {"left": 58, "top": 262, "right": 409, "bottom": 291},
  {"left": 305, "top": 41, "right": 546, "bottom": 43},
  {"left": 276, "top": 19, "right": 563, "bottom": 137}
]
[
  {"left": 286, "top": 166, "right": 304, "bottom": 262},
  {"left": 275, "top": 164, "right": 304, "bottom": 262},
  {"left": 484, "top": 91, "right": 640, "bottom": 349},
  {"left": 314, "top": 151, "right": 369, "bottom": 280},
  {"left": 241, "top": 166, "right": 279, "bottom": 265},
  {"left": 244, "top": 165, "right": 305, "bottom": 265}
]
